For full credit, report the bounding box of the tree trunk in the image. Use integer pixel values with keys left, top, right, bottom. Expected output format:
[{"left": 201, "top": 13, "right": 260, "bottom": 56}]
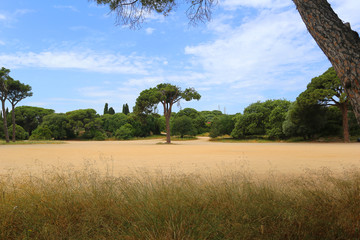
[
  {"left": 339, "top": 103, "right": 350, "bottom": 142},
  {"left": 1, "top": 100, "right": 9, "bottom": 143},
  {"left": 293, "top": 0, "right": 360, "bottom": 125},
  {"left": 165, "top": 112, "right": 171, "bottom": 144},
  {"left": 11, "top": 104, "right": 16, "bottom": 142}
]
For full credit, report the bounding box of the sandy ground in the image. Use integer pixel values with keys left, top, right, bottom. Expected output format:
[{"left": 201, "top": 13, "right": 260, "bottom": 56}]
[{"left": 0, "top": 137, "right": 359, "bottom": 177}]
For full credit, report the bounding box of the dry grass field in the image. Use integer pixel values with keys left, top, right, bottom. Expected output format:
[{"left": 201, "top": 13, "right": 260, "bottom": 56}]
[
  {"left": 1, "top": 137, "right": 359, "bottom": 177},
  {"left": 2, "top": 137, "right": 360, "bottom": 239}
]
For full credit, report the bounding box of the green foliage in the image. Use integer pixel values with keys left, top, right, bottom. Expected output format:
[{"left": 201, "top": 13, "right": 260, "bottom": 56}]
[
  {"left": 297, "top": 67, "right": 346, "bottom": 106},
  {"left": 0, "top": 67, "right": 11, "bottom": 142},
  {"left": 40, "top": 113, "right": 74, "bottom": 140},
  {"left": 297, "top": 67, "right": 350, "bottom": 142},
  {"left": 7, "top": 79, "right": 33, "bottom": 107},
  {"left": 176, "top": 108, "right": 207, "bottom": 134},
  {"left": 101, "top": 113, "right": 128, "bottom": 136},
  {"left": 8, "top": 124, "right": 28, "bottom": 140},
  {"left": 108, "top": 107, "right": 115, "bottom": 115},
  {"left": 349, "top": 109, "right": 360, "bottom": 136},
  {"left": 115, "top": 123, "right": 134, "bottom": 140},
  {"left": 201, "top": 110, "right": 223, "bottom": 123},
  {"left": 109, "top": 107, "right": 115, "bottom": 115},
  {"left": 12, "top": 106, "right": 55, "bottom": 135},
  {"left": 282, "top": 101, "right": 327, "bottom": 140},
  {"left": 103, "top": 103, "right": 109, "bottom": 115},
  {"left": 209, "top": 114, "right": 235, "bottom": 138},
  {"left": 321, "top": 106, "right": 342, "bottom": 137},
  {"left": 66, "top": 109, "right": 104, "bottom": 139},
  {"left": 122, "top": 103, "right": 130, "bottom": 115},
  {"left": 135, "top": 84, "right": 201, "bottom": 115},
  {"left": 29, "top": 126, "right": 53, "bottom": 140},
  {"left": 266, "top": 101, "right": 291, "bottom": 139},
  {"left": 171, "top": 115, "right": 196, "bottom": 138},
  {"left": 88, "top": 130, "right": 107, "bottom": 141},
  {"left": 135, "top": 83, "right": 200, "bottom": 143},
  {"left": 232, "top": 100, "right": 290, "bottom": 139}
]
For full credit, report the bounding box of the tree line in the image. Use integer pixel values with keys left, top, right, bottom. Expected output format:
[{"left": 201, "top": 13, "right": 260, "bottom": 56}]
[{"left": 1, "top": 68, "right": 359, "bottom": 143}]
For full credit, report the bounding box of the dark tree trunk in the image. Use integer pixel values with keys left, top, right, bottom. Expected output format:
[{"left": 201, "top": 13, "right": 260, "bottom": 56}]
[
  {"left": 339, "top": 103, "right": 350, "bottom": 142},
  {"left": 1, "top": 100, "right": 9, "bottom": 143},
  {"left": 11, "top": 104, "right": 16, "bottom": 142},
  {"left": 165, "top": 113, "right": 171, "bottom": 144},
  {"left": 163, "top": 103, "right": 172, "bottom": 144},
  {"left": 293, "top": 0, "right": 360, "bottom": 125}
]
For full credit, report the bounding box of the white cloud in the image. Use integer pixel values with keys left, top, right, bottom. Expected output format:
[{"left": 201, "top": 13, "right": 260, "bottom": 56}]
[
  {"left": 0, "top": 9, "right": 33, "bottom": 27},
  {"left": 145, "top": 27, "right": 155, "bottom": 35},
  {"left": 54, "top": 5, "right": 79, "bottom": 12},
  {"left": 14, "top": 9, "right": 34, "bottom": 15},
  {"left": 0, "top": 50, "right": 161, "bottom": 75},
  {"left": 185, "top": 8, "right": 328, "bottom": 91},
  {"left": 0, "top": 40, "right": 5, "bottom": 46},
  {"left": 127, "top": 72, "right": 207, "bottom": 89}
]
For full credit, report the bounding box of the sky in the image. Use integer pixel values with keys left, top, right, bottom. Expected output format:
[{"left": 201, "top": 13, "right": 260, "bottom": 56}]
[{"left": 0, "top": 0, "right": 359, "bottom": 115}]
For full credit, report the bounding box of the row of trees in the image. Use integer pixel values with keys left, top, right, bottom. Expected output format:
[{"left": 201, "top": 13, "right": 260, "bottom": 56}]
[
  {"left": 0, "top": 67, "right": 32, "bottom": 143},
  {"left": 1, "top": 100, "right": 359, "bottom": 143},
  {"left": 1, "top": 69, "right": 359, "bottom": 143},
  {"left": 0, "top": 105, "right": 222, "bottom": 141}
]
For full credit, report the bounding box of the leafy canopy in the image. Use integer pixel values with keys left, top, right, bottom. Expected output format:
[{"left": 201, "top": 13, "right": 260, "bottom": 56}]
[
  {"left": 134, "top": 83, "right": 201, "bottom": 115},
  {"left": 297, "top": 67, "right": 346, "bottom": 106}
]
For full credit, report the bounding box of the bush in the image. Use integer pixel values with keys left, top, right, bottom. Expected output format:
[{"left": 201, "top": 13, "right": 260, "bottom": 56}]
[
  {"left": 29, "top": 126, "right": 53, "bottom": 140},
  {"left": 8, "top": 124, "right": 29, "bottom": 140},
  {"left": 93, "top": 130, "right": 107, "bottom": 141},
  {"left": 115, "top": 123, "right": 134, "bottom": 140},
  {"left": 171, "top": 116, "right": 196, "bottom": 138}
]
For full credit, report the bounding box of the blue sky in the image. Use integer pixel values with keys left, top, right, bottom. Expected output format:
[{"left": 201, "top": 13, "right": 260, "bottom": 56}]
[{"left": 0, "top": 0, "right": 359, "bottom": 114}]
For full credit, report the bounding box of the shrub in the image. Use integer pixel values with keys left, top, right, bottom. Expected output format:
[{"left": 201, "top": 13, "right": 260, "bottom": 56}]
[
  {"left": 171, "top": 116, "right": 196, "bottom": 138},
  {"left": 8, "top": 124, "right": 29, "bottom": 140},
  {"left": 29, "top": 126, "right": 52, "bottom": 140},
  {"left": 115, "top": 123, "right": 134, "bottom": 140}
]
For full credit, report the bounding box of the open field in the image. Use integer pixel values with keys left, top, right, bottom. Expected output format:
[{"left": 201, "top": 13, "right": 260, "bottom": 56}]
[
  {"left": 1, "top": 137, "right": 359, "bottom": 177},
  {"left": 2, "top": 137, "right": 360, "bottom": 239}
]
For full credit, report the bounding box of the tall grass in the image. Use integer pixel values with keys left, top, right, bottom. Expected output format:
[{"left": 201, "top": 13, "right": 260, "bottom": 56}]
[{"left": 1, "top": 166, "right": 360, "bottom": 239}]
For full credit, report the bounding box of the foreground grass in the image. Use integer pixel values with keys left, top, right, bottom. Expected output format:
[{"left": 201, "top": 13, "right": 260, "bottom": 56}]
[{"left": 1, "top": 168, "right": 360, "bottom": 239}]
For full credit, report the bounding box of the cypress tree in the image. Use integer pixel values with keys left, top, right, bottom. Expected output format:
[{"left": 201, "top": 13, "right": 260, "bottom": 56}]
[
  {"left": 104, "top": 103, "right": 109, "bottom": 115},
  {"left": 122, "top": 103, "right": 130, "bottom": 115}
]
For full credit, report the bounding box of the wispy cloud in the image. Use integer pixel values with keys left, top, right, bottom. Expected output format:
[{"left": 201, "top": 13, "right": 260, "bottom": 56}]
[
  {"left": 0, "top": 9, "right": 34, "bottom": 27},
  {"left": 0, "top": 50, "right": 162, "bottom": 75},
  {"left": 145, "top": 27, "right": 155, "bottom": 35},
  {"left": 53, "top": 5, "right": 79, "bottom": 12},
  {"left": 185, "top": 8, "right": 328, "bottom": 89}
]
